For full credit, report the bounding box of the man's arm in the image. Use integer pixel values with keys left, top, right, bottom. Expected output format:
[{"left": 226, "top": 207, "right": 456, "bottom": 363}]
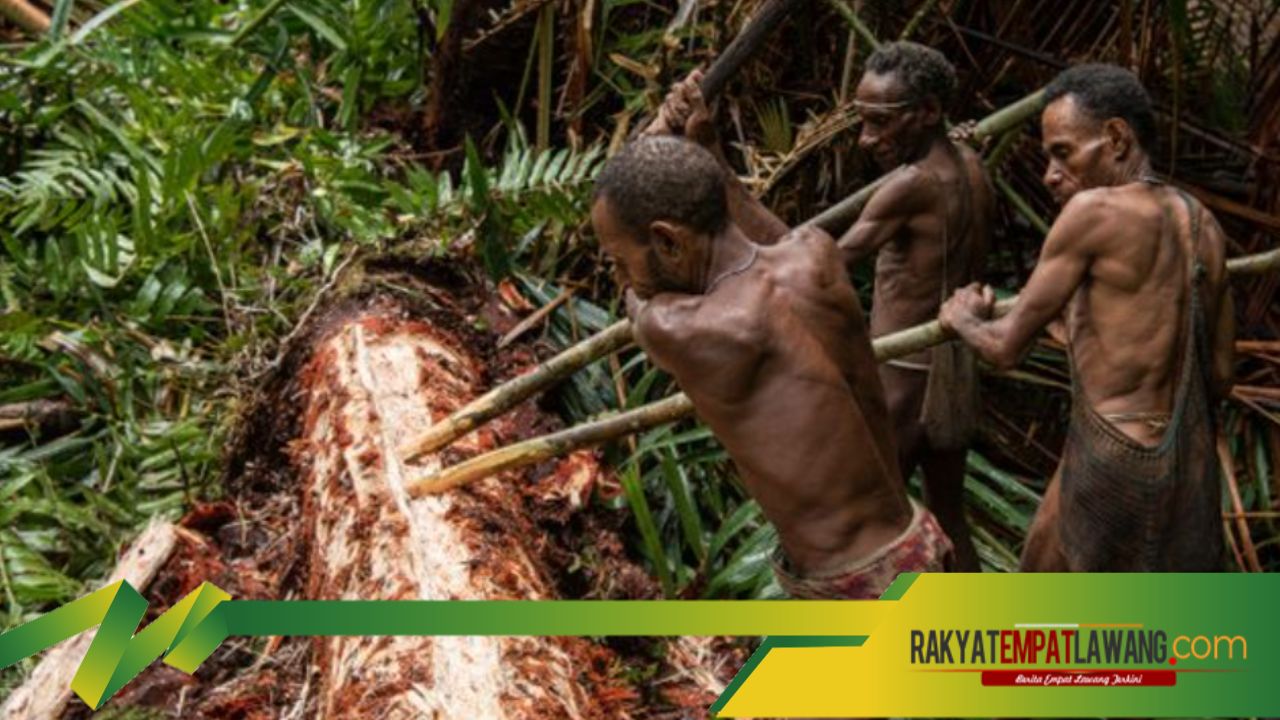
[
  {"left": 1200, "top": 211, "right": 1235, "bottom": 398},
  {"left": 647, "top": 70, "right": 790, "bottom": 245},
  {"left": 1213, "top": 290, "right": 1236, "bottom": 399},
  {"left": 940, "top": 193, "right": 1104, "bottom": 369},
  {"left": 835, "top": 166, "right": 929, "bottom": 272}
]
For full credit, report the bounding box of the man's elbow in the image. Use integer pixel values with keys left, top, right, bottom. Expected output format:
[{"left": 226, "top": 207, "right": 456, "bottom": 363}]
[
  {"left": 836, "top": 234, "right": 874, "bottom": 271},
  {"left": 980, "top": 337, "right": 1025, "bottom": 372}
]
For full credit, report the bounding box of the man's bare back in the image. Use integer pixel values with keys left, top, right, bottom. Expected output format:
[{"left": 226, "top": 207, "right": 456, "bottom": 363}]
[
  {"left": 943, "top": 182, "right": 1230, "bottom": 445},
  {"left": 632, "top": 227, "right": 910, "bottom": 574},
  {"left": 1056, "top": 184, "right": 1229, "bottom": 443}
]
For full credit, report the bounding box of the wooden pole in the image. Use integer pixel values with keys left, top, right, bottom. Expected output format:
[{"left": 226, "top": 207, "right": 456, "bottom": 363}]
[
  {"left": 696, "top": 0, "right": 808, "bottom": 102},
  {"left": 408, "top": 247, "right": 1280, "bottom": 496},
  {"left": 0, "top": 0, "right": 50, "bottom": 35},
  {"left": 401, "top": 319, "right": 635, "bottom": 460}
]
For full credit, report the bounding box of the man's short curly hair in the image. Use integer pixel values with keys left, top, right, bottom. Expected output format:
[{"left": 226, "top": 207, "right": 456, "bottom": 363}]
[
  {"left": 593, "top": 135, "right": 728, "bottom": 238},
  {"left": 865, "top": 40, "right": 957, "bottom": 111},
  {"left": 1043, "top": 63, "right": 1157, "bottom": 151}
]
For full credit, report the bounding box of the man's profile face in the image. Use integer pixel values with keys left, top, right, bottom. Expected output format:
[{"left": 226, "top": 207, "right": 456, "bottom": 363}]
[
  {"left": 592, "top": 197, "right": 687, "bottom": 300},
  {"left": 855, "top": 71, "right": 925, "bottom": 171},
  {"left": 1040, "top": 95, "right": 1112, "bottom": 205}
]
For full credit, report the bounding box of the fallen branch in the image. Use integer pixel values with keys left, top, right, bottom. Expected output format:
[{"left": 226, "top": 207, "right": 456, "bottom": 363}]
[
  {"left": 497, "top": 288, "right": 573, "bottom": 349},
  {"left": 409, "top": 247, "right": 1280, "bottom": 496},
  {"left": 0, "top": 399, "right": 78, "bottom": 432},
  {"left": 1, "top": 521, "right": 179, "bottom": 720},
  {"left": 400, "top": 88, "right": 1047, "bottom": 460},
  {"left": 1217, "top": 435, "right": 1264, "bottom": 572}
]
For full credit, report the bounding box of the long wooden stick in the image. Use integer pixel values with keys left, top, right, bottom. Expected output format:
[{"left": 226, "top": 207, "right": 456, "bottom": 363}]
[
  {"left": 400, "top": 89, "right": 1047, "bottom": 460},
  {"left": 697, "top": 0, "right": 808, "bottom": 101},
  {"left": 402, "top": 319, "right": 635, "bottom": 460},
  {"left": 407, "top": 247, "right": 1280, "bottom": 497}
]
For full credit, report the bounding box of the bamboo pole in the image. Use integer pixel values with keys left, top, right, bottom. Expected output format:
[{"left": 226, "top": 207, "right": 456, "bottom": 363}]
[
  {"left": 401, "top": 319, "right": 635, "bottom": 460},
  {"left": 407, "top": 247, "right": 1280, "bottom": 496},
  {"left": 400, "top": 89, "right": 1047, "bottom": 460}
]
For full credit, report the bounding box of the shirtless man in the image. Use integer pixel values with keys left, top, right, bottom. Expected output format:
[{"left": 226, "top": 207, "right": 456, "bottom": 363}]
[
  {"left": 940, "top": 64, "right": 1234, "bottom": 571},
  {"left": 650, "top": 42, "right": 991, "bottom": 571},
  {"left": 592, "top": 135, "right": 953, "bottom": 598}
]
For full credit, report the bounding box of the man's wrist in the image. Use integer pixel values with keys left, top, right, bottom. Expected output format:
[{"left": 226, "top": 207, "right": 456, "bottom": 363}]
[{"left": 943, "top": 307, "right": 980, "bottom": 338}]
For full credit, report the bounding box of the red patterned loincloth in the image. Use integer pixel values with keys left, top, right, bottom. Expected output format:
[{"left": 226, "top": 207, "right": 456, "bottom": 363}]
[{"left": 773, "top": 500, "right": 954, "bottom": 599}]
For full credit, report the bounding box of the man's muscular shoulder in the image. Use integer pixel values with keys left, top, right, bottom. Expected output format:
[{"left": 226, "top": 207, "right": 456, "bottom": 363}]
[
  {"left": 876, "top": 163, "right": 940, "bottom": 213},
  {"left": 631, "top": 283, "right": 768, "bottom": 377},
  {"left": 773, "top": 225, "right": 844, "bottom": 283},
  {"left": 1048, "top": 187, "right": 1135, "bottom": 254}
]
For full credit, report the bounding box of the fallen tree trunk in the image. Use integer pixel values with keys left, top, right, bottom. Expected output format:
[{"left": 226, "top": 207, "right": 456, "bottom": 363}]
[
  {"left": 296, "top": 302, "right": 600, "bottom": 718},
  {"left": 291, "top": 292, "right": 732, "bottom": 719}
]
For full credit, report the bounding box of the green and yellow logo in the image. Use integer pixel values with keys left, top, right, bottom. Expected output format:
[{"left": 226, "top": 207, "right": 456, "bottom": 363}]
[{"left": 0, "top": 581, "right": 229, "bottom": 709}]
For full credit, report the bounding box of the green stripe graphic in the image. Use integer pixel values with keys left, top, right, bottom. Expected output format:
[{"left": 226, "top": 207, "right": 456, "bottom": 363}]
[{"left": 0, "top": 582, "right": 880, "bottom": 710}]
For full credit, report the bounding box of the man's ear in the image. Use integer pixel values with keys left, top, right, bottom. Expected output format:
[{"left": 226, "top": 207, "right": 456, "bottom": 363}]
[
  {"left": 917, "top": 95, "right": 944, "bottom": 129},
  {"left": 649, "top": 220, "right": 687, "bottom": 262},
  {"left": 1102, "top": 118, "right": 1133, "bottom": 160}
]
